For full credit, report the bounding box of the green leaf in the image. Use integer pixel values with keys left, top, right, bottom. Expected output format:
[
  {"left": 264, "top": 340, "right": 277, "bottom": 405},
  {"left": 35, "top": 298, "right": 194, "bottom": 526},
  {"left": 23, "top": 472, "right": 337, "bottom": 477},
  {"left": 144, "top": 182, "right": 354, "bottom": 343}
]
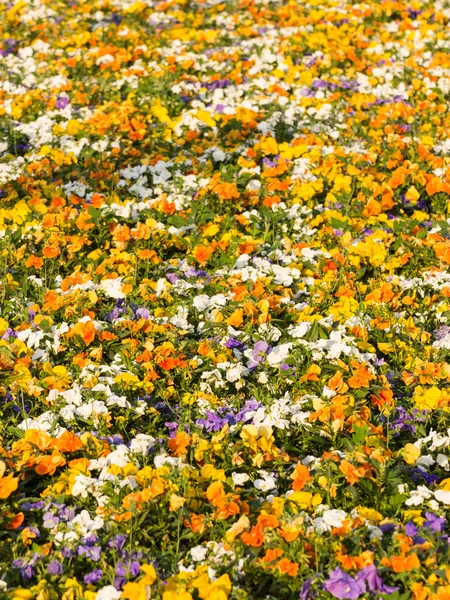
[{"left": 352, "top": 424, "right": 369, "bottom": 445}]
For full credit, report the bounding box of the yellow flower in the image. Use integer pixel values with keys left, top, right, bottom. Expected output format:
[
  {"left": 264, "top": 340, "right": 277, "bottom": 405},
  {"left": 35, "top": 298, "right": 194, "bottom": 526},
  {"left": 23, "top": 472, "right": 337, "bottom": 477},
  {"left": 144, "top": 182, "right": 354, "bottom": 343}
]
[
  {"left": 413, "top": 386, "right": 449, "bottom": 410},
  {"left": 7, "top": 590, "right": 33, "bottom": 599},
  {"left": 288, "top": 491, "right": 322, "bottom": 509},
  {"left": 329, "top": 296, "right": 359, "bottom": 321},
  {"left": 403, "top": 444, "right": 421, "bottom": 465},
  {"left": 196, "top": 110, "right": 216, "bottom": 128},
  {"left": 5, "top": 364, "right": 32, "bottom": 390},
  {"left": 355, "top": 237, "right": 387, "bottom": 267},
  {"left": 357, "top": 507, "right": 383, "bottom": 522},
  {"left": 169, "top": 494, "right": 186, "bottom": 512},
  {"left": 405, "top": 186, "right": 420, "bottom": 203},
  {"left": 332, "top": 175, "right": 352, "bottom": 194},
  {"left": 163, "top": 593, "right": 192, "bottom": 600},
  {"left": 258, "top": 136, "right": 278, "bottom": 155},
  {"left": 203, "top": 223, "right": 220, "bottom": 237}
]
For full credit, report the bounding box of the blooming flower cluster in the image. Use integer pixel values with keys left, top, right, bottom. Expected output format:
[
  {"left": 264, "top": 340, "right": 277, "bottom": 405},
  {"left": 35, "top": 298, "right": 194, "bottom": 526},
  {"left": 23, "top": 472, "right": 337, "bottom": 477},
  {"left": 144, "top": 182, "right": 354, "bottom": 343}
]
[{"left": 1, "top": 0, "right": 450, "bottom": 598}]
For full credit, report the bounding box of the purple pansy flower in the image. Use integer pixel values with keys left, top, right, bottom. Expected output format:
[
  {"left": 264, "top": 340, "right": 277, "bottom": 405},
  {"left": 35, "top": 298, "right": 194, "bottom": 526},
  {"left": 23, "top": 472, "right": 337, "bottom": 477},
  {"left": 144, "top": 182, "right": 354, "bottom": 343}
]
[
  {"left": 47, "top": 560, "right": 63, "bottom": 575},
  {"left": 323, "top": 568, "right": 365, "bottom": 600},
  {"left": 357, "top": 565, "right": 399, "bottom": 594},
  {"left": 424, "top": 512, "right": 446, "bottom": 533},
  {"left": 84, "top": 569, "right": 103, "bottom": 585}
]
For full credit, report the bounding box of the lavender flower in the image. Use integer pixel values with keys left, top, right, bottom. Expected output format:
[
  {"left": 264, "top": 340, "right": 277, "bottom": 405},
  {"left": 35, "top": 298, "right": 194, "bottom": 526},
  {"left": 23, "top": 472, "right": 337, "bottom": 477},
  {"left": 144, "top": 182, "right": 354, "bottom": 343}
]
[
  {"left": 323, "top": 568, "right": 365, "bottom": 600},
  {"left": 424, "top": 512, "right": 446, "bottom": 533},
  {"left": 47, "top": 560, "right": 63, "bottom": 575},
  {"left": 43, "top": 512, "right": 59, "bottom": 528},
  {"left": 84, "top": 568, "right": 103, "bottom": 585},
  {"left": 357, "top": 565, "right": 399, "bottom": 594}
]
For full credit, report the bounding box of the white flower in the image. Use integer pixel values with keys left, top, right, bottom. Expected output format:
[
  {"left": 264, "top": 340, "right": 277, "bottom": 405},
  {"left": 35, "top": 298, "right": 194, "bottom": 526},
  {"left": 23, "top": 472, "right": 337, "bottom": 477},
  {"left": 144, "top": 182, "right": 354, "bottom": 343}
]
[
  {"left": 436, "top": 454, "right": 450, "bottom": 470},
  {"left": 266, "top": 343, "right": 292, "bottom": 366},
  {"left": 71, "top": 510, "right": 104, "bottom": 536},
  {"left": 76, "top": 400, "right": 108, "bottom": 419},
  {"left": 54, "top": 530, "right": 78, "bottom": 546},
  {"left": 71, "top": 475, "right": 99, "bottom": 499},
  {"left": 98, "top": 278, "right": 125, "bottom": 299},
  {"left": 96, "top": 585, "right": 122, "bottom": 600},
  {"left": 405, "top": 486, "right": 433, "bottom": 506},
  {"left": 367, "top": 525, "right": 383, "bottom": 540},
  {"left": 154, "top": 454, "right": 184, "bottom": 469},
  {"left": 289, "top": 322, "right": 311, "bottom": 338},
  {"left": 247, "top": 179, "right": 261, "bottom": 191},
  {"left": 130, "top": 434, "right": 156, "bottom": 455},
  {"left": 434, "top": 489, "right": 450, "bottom": 505},
  {"left": 322, "top": 509, "right": 347, "bottom": 528},
  {"left": 322, "top": 385, "right": 336, "bottom": 399},
  {"left": 211, "top": 148, "right": 226, "bottom": 162},
  {"left": 258, "top": 323, "right": 282, "bottom": 342},
  {"left": 257, "top": 372, "right": 269, "bottom": 384},
  {"left": 254, "top": 474, "right": 276, "bottom": 492},
  {"left": 226, "top": 366, "right": 247, "bottom": 382},
  {"left": 416, "top": 455, "right": 435, "bottom": 468},
  {"left": 190, "top": 545, "right": 208, "bottom": 561},
  {"left": 232, "top": 472, "right": 250, "bottom": 486},
  {"left": 106, "top": 445, "right": 130, "bottom": 468}
]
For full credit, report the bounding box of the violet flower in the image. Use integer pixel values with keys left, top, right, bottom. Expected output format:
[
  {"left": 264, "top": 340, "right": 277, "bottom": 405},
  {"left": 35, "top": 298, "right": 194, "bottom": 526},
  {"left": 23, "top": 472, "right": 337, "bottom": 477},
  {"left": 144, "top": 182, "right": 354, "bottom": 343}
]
[
  {"left": 108, "top": 534, "right": 127, "bottom": 552},
  {"left": 248, "top": 340, "right": 270, "bottom": 369},
  {"left": 47, "top": 560, "right": 63, "bottom": 575},
  {"left": 196, "top": 410, "right": 227, "bottom": 432},
  {"left": 424, "top": 512, "right": 446, "bottom": 533},
  {"left": 323, "top": 568, "right": 365, "bottom": 600},
  {"left": 135, "top": 307, "right": 150, "bottom": 320},
  {"left": 84, "top": 568, "right": 103, "bottom": 585},
  {"left": 56, "top": 96, "right": 69, "bottom": 109},
  {"left": 357, "top": 565, "right": 399, "bottom": 594},
  {"left": 43, "top": 512, "right": 59, "bottom": 528},
  {"left": 300, "top": 575, "right": 320, "bottom": 599}
]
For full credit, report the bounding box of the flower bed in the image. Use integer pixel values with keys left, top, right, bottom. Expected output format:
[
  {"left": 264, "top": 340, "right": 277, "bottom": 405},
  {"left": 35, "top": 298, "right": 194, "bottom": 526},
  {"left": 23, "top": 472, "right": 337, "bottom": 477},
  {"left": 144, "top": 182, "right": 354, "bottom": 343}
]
[{"left": 0, "top": 0, "right": 450, "bottom": 598}]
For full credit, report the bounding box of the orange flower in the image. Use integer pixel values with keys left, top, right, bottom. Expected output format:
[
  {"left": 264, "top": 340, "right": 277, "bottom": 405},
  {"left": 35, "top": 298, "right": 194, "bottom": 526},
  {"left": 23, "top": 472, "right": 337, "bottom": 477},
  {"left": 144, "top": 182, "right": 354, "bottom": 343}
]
[
  {"left": 291, "top": 464, "right": 311, "bottom": 491},
  {"left": 214, "top": 182, "right": 239, "bottom": 200},
  {"left": 25, "top": 255, "right": 44, "bottom": 269},
  {"left": 276, "top": 558, "right": 299, "bottom": 576},
  {"left": 388, "top": 553, "right": 420, "bottom": 573},
  {"left": 339, "top": 460, "right": 363, "bottom": 484},
  {"left": 158, "top": 357, "right": 184, "bottom": 370},
  {"left": 52, "top": 431, "right": 83, "bottom": 453},
  {"left": 301, "top": 364, "right": 321, "bottom": 382},
  {"left": 76, "top": 211, "right": 95, "bottom": 231},
  {"left": 22, "top": 429, "right": 53, "bottom": 452},
  {"left": 435, "top": 242, "right": 450, "bottom": 264},
  {"left": 68, "top": 320, "right": 96, "bottom": 346},
  {"left": 260, "top": 548, "right": 283, "bottom": 563},
  {"left": 184, "top": 514, "right": 205, "bottom": 534},
  {"left": 411, "top": 582, "right": 430, "bottom": 600},
  {"left": 371, "top": 388, "right": 394, "bottom": 411},
  {"left": 226, "top": 309, "right": 244, "bottom": 328},
  {"left": 35, "top": 453, "right": 66, "bottom": 476},
  {"left": 193, "top": 244, "right": 215, "bottom": 265},
  {"left": 241, "top": 525, "right": 264, "bottom": 547},
  {"left": 215, "top": 496, "right": 241, "bottom": 520},
  {"left": 0, "top": 475, "right": 19, "bottom": 500},
  {"left": 167, "top": 431, "right": 191, "bottom": 456},
  {"left": 426, "top": 177, "right": 443, "bottom": 195},
  {"left": 257, "top": 514, "right": 279, "bottom": 530},
  {"left": 328, "top": 371, "right": 348, "bottom": 394},
  {"left": 42, "top": 245, "right": 60, "bottom": 259},
  {"left": 7, "top": 512, "right": 24, "bottom": 530},
  {"left": 206, "top": 481, "right": 226, "bottom": 505},
  {"left": 348, "top": 364, "right": 373, "bottom": 388}
]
